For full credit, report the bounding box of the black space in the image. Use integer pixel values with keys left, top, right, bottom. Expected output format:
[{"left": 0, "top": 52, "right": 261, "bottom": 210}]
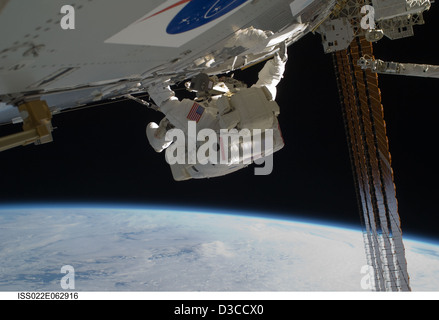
[{"left": 1, "top": 7, "right": 438, "bottom": 240}]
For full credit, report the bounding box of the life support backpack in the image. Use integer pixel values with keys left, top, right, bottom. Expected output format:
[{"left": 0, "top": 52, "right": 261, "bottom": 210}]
[{"left": 217, "top": 86, "right": 280, "bottom": 131}]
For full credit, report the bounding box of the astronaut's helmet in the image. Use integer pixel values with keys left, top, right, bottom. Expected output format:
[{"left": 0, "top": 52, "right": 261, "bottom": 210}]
[{"left": 187, "top": 73, "right": 214, "bottom": 93}]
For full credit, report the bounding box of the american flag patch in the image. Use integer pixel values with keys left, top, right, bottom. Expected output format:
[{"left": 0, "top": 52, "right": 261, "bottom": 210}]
[{"left": 187, "top": 103, "right": 205, "bottom": 123}]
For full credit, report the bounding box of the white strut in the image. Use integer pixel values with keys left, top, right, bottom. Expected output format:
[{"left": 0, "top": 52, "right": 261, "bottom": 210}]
[{"left": 358, "top": 56, "right": 439, "bottom": 79}]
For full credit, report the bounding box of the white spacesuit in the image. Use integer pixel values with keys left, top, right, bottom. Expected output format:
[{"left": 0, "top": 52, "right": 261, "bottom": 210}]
[{"left": 147, "top": 37, "right": 288, "bottom": 181}]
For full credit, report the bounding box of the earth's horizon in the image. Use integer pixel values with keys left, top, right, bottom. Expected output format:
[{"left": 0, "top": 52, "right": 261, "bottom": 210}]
[{"left": 0, "top": 205, "right": 438, "bottom": 292}]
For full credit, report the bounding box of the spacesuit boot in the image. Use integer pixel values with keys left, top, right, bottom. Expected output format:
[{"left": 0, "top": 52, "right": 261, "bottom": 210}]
[
  {"left": 169, "top": 163, "right": 192, "bottom": 182},
  {"left": 146, "top": 121, "right": 173, "bottom": 153}
]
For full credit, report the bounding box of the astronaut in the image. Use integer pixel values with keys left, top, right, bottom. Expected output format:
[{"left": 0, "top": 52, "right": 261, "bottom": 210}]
[{"left": 147, "top": 36, "right": 288, "bottom": 181}]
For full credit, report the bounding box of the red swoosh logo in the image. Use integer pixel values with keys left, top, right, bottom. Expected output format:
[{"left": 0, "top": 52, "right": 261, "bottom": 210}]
[{"left": 138, "top": 0, "right": 192, "bottom": 23}]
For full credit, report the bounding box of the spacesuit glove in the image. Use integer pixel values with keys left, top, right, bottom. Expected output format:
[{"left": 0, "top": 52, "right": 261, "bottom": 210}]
[
  {"left": 151, "top": 79, "right": 173, "bottom": 91},
  {"left": 148, "top": 79, "right": 177, "bottom": 108},
  {"left": 276, "top": 42, "right": 288, "bottom": 63}
]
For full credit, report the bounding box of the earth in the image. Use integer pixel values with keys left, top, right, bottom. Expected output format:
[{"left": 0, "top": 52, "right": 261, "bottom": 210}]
[{"left": 0, "top": 206, "right": 438, "bottom": 292}]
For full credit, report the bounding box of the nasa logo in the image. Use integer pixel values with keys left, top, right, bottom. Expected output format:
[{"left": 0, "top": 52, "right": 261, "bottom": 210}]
[
  {"left": 105, "top": 0, "right": 250, "bottom": 47},
  {"left": 166, "top": 0, "right": 248, "bottom": 34}
]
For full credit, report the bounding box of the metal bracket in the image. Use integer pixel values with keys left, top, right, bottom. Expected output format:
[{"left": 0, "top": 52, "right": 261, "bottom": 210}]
[{"left": 0, "top": 100, "right": 53, "bottom": 152}]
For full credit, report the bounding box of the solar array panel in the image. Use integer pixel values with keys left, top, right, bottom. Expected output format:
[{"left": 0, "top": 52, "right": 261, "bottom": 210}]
[{"left": 333, "top": 37, "right": 411, "bottom": 291}]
